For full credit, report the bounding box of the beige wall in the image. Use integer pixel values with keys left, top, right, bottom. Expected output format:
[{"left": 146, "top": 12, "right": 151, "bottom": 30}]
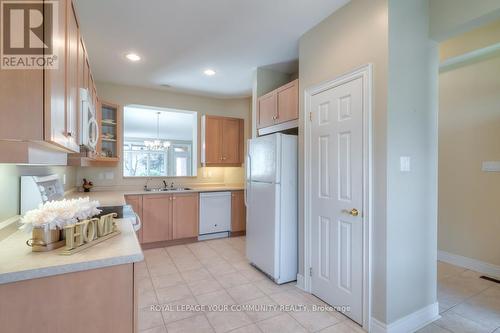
[
  {"left": 430, "top": 0, "right": 500, "bottom": 41},
  {"left": 77, "top": 82, "right": 251, "bottom": 189},
  {"left": 299, "top": 0, "right": 439, "bottom": 324},
  {"left": 0, "top": 165, "right": 76, "bottom": 221},
  {"left": 439, "top": 55, "right": 500, "bottom": 266},
  {"left": 439, "top": 20, "right": 500, "bottom": 61},
  {"left": 299, "top": 0, "right": 389, "bottom": 322},
  {"left": 387, "top": 0, "right": 439, "bottom": 323}
]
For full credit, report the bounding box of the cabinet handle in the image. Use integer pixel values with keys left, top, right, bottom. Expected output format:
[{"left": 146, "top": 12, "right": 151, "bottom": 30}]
[{"left": 173, "top": 197, "right": 176, "bottom": 200}]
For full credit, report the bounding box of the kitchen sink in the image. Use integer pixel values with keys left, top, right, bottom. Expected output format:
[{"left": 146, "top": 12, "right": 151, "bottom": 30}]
[
  {"left": 171, "top": 187, "right": 192, "bottom": 191},
  {"left": 144, "top": 187, "right": 192, "bottom": 192}
]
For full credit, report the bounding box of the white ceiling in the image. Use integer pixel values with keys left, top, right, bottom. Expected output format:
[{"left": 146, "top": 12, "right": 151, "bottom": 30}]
[
  {"left": 124, "top": 106, "right": 196, "bottom": 141},
  {"left": 74, "top": 0, "right": 349, "bottom": 98}
]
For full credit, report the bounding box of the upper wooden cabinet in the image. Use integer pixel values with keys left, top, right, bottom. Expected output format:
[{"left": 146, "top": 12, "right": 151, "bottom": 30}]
[
  {"left": 202, "top": 115, "right": 244, "bottom": 166},
  {"left": 65, "top": 0, "right": 80, "bottom": 152},
  {"left": 257, "top": 79, "right": 298, "bottom": 129},
  {"left": 257, "top": 91, "right": 277, "bottom": 129},
  {"left": 95, "top": 101, "right": 121, "bottom": 162},
  {"left": 0, "top": 0, "right": 101, "bottom": 162}
]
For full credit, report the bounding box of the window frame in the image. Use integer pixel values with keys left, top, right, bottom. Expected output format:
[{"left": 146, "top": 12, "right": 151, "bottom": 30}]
[{"left": 122, "top": 105, "right": 198, "bottom": 178}]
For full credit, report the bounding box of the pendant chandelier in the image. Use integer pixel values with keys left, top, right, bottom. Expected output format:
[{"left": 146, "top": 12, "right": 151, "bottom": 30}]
[{"left": 144, "top": 112, "right": 171, "bottom": 150}]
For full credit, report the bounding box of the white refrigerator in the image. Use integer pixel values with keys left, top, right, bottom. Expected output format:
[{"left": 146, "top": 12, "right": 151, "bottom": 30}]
[{"left": 245, "top": 133, "right": 298, "bottom": 284}]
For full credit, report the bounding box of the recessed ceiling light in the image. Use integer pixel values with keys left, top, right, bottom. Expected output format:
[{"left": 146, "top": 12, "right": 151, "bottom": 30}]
[
  {"left": 204, "top": 69, "right": 216, "bottom": 76},
  {"left": 125, "top": 53, "right": 141, "bottom": 62}
]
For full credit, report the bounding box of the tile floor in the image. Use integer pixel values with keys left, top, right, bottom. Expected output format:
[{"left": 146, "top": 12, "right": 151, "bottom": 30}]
[
  {"left": 136, "top": 236, "right": 363, "bottom": 333},
  {"left": 136, "top": 237, "right": 500, "bottom": 333},
  {"left": 418, "top": 261, "right": 500, "bottom": 333}
]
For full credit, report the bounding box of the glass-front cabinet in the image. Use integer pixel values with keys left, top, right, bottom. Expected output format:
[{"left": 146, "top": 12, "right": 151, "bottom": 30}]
[{"left": 96, "top": 101, "right": 121, "bottom": 161}]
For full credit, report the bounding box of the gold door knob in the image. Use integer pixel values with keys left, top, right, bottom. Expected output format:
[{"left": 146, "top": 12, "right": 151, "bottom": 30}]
[{"left": 345, "top": 208, "right": 359, "bottom": 217}]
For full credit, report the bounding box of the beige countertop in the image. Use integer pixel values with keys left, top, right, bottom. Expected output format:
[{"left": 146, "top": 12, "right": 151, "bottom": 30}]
[
  {"left": 0, "top": 185, "right": 243, "bottom": 285},
  {"left": 0, "top": 218, "right": 143, "bottom": 285},
  {"left": 65, "top": 185, "right": 245, "bottom": 207}
]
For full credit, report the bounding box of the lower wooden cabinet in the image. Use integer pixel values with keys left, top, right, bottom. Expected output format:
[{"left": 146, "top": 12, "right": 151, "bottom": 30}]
[
  {"left": 125, "top": 195, "right": 143, "bottom": 243},
  {"left": 0, "top": 264, "right": 135, "bottom": 333},
  {"left": 142, "top": 194, "right": 173, "bottom": 243},
  {"left": 172, "top": 193, "right": 199, "bottom": 239},
  {"left": 131, "top": 191, "right": 242, "bottom": 244},
  {"left": 139, "top": 193, "right": 199, "bottom": 244},
  {"left": 231, "top": 190, "right": 246, "bottom": 232}
]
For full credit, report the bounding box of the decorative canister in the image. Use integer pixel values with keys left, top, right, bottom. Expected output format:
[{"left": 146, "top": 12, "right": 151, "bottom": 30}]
[{"left": 26, "top": 226, "right": 66, "bottom": 252}]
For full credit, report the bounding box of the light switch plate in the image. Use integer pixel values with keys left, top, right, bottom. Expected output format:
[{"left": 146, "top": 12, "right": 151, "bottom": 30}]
[
  {"left": 400, "top": 156, "right": 411, "bottom": 172},
  {"left": 482, "top": 161, "right": 500, "bottom": 172}
]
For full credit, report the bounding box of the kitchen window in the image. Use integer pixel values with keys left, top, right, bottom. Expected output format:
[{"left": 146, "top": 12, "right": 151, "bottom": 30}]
[{"left": 123, "top": 105, "right": 197, "bottom": 177}]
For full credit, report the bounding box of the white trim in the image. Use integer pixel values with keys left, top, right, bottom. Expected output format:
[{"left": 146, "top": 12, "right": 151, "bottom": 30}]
[
  {"left": 370, "top": 318, "right": 387, "bottom": 333},
  {"left": 439, "top": 42, "right": 500, "bottom": 72},
  {"left": 438, "top": 250, "right": 500, "bottom": 279},
  {"left": 370, "top": 302, "right": 440, "bottom": 333},
  {"left": 257, "top": 119, "right": 298, "bottom": 136},
  {"left": 303, "top": 64, "right": 373, "bottom": 330},
  {"left": 296, "top": 274, "right": 305, "bottom": 290}
]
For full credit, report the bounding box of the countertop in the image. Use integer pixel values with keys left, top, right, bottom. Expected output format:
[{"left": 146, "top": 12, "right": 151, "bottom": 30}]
[
  {"left": 65, "top": 185, "right": 245, "bottom": 207},
  {"left": 0, "top": 185, "right": 243, "bottom": 285},
  {"left": 0, "top": 217, "right": 144, "bottom": 285}
]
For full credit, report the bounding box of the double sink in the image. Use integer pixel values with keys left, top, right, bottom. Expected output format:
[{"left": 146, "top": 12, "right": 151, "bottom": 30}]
[{"left": 144, "top": 187, "right": 192, "bottom": 192}]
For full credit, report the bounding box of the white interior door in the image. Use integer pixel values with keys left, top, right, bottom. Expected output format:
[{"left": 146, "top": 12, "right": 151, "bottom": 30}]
[{"left": 310, "top": 77, "right": 364, "bottom": 324}]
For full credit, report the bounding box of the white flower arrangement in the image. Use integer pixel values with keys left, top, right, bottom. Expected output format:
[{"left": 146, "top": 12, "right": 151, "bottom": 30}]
[{"left": 20, "top": 198, "right": 101, "bottom": 232}]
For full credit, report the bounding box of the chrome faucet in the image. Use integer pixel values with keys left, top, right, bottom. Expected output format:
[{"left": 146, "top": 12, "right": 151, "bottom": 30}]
[{"left": 144, "top": 178, "right": 152, "bottom": 191}]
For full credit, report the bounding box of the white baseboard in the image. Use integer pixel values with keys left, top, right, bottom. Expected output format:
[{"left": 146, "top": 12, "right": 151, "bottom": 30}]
[
  {"left": 438, "top": 250, "right": 500, "bottom": 279},
  {"left": 296, "top": 274, "right": 305, "bottom": 290},
  {"left": 370, "top": 302, "right": 440, "bottom": 333}
]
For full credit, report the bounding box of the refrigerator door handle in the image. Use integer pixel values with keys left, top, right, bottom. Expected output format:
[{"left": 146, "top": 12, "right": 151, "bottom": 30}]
[{"left": 245, "top": 154, "right": 252, "bottom": 207}]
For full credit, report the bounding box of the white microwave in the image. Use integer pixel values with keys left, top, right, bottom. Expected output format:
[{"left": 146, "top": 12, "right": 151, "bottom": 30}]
[{"left": 80, "top": 88, "right": 99, "bottom": 151}]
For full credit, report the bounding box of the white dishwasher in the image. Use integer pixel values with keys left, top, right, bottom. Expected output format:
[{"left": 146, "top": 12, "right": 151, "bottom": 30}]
[{"left": 199, "top": 192, "right": 232, "bottom": 240}]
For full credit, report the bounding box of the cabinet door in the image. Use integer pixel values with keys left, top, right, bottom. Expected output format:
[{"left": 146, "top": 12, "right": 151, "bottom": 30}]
[
  {"left": 142, "top": 195, "right": 172, "bottom": 243},
  {"left": 125, "top": 195, "right": 143, "bottom": 243},
  {"left": 204, "top": 116, "right": 223, "bottom": 164},
  {"left": 65, "top": 1, "right": 79, "bottom": 151},
  {"left": 78, "top": 39, "right": 85, "bottom": 92},
  {"left": 44, "top": 0, "right": 68, "bottom": 149},
  {"left": 276, "top": 79, "right": 298, "bottom": 123},
  {"left": 231, "top": 191, "right": 246, "bottom": 232},
  {"left": 257, "top": 91, "right": 277, "bottom": 129},
  {"left": 172, "top": 193, "right": 199, "bottom": 239},
  {"left": 0, "top": 70, "right": 43, "bottom": 141},
  {"left": 221, "top": 118, "right": 242, "bottom": 164},
  {"left": 83, "top": 57, "right": 90, "bottom": 92}
]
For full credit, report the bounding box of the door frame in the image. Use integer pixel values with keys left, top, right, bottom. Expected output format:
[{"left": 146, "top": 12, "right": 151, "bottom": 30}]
[{"left": 303, "top": 64, "right": 373, "bottom": 329}]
